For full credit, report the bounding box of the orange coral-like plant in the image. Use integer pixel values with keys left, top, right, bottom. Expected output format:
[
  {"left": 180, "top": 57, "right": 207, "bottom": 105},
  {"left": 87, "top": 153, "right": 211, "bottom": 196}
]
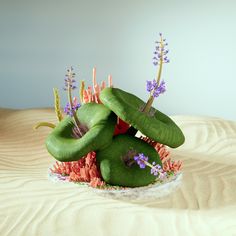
[
  {"left": 81, "top": 67, "right": 113, "bottom": 104},
  {"left": 50, "top": 152, "right": 105, "bottom": 187}
]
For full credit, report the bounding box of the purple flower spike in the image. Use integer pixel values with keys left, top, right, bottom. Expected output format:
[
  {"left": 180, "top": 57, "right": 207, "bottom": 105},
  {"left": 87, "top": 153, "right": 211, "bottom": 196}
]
[
  {"left": 134, "top": 153, "right": 148, "bottom": 169},
  {"left": 133, "top": 152, "right": 167, "bottom": 179},
  {"left": 63, "top": 67, "right": 77, "bottom": 91},
  {"left": 152, "top": 34, "right": 170, "bottom": 67}
]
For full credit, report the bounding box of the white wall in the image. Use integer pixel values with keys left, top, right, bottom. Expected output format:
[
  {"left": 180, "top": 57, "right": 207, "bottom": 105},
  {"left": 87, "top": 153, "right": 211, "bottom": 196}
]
[{"left": 0, "top": 0, "right": 235, "bottom": 121}]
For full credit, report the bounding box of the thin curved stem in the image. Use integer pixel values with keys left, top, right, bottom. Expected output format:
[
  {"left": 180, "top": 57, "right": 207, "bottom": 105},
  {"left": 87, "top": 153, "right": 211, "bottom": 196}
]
[{"left": 33, "top": 122, "right": 56, "bottom": 130}]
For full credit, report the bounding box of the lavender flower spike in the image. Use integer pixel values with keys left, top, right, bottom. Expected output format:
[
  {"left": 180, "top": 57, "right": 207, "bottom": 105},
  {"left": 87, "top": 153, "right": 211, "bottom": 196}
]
[
  {"left": 152, "top": 34, "right": 170, "bottom": 67},
  {"left": 142, "top": 33, "right": 169, "bottom": 113},
  {"left": 133, "top": 153, "right": 167, "bottom": 180},
  {"left": 63, "top": 67, "right": 77, "bottom": 91}
]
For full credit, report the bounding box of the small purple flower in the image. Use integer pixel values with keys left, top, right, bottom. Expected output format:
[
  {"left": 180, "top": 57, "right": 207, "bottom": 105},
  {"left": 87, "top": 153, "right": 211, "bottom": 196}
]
[
  {"left": 146, "top": 80, "right": 153, "bottom": 92},
  {"left": 146, "top": 80, "right": 152, "bottom": 92},
  {"left": 146, "top": 80, "right": 157, "bottom": 92},
  {"left": 163, "top": 49, "right": 169, "bottom": 55},
  {"left": 134, "top": 153, "right": 148, "bottom": 169},
  {"left": 153, "top": 61, "right": 158, "bottom": 66}
]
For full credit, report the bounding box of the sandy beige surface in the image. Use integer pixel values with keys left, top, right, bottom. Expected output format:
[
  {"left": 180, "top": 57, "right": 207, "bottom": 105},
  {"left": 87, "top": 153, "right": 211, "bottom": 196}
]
[{"left": 0, "top": 108, "right": 236, "bottom": 236}]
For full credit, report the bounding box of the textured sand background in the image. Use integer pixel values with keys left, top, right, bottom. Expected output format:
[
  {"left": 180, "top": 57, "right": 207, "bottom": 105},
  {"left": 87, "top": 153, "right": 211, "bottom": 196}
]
[{"left": 0, "top": 109, "right": 236, "bottom": 236}]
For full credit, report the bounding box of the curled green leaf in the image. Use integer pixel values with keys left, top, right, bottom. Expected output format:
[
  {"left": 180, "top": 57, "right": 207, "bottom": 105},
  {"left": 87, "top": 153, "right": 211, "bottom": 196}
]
[
  {"left": 46, "top": 103, "right": 116, "bottom": 162},
  {"left": 96, "top": 134, "right": 162, "bottom": 187},
  {"left": 100, "top": 88, "right": 185, "bottom": 148}
]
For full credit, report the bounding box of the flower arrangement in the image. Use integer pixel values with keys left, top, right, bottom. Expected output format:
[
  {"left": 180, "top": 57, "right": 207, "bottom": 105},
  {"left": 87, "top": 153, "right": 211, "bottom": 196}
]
[{"left": 35, "top": 33, "right": 185, "bottom": 193}]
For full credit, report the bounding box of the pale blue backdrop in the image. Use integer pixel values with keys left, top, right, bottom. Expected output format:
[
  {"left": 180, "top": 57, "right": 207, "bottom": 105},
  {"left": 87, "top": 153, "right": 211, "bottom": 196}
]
[{"left": 0, "top": 0, "right": 235, "bottom": 120}]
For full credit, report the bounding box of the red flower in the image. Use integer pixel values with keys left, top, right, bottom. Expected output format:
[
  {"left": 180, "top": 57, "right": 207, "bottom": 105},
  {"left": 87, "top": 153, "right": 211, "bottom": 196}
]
[{"left": 114, "top": 118, "right": 130, "bottom": 135}]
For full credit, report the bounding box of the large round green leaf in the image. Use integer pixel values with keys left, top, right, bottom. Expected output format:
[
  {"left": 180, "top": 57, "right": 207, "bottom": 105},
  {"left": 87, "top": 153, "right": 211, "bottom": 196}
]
[
  {"left": 100, "top": 88, "right": 185, "bottom": 148},
  {"left": 96, "top": 134, "right": 162, "bottom": 187},
  {"left": 46, "top": 103, "right": 116, "bottom": 162}
]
